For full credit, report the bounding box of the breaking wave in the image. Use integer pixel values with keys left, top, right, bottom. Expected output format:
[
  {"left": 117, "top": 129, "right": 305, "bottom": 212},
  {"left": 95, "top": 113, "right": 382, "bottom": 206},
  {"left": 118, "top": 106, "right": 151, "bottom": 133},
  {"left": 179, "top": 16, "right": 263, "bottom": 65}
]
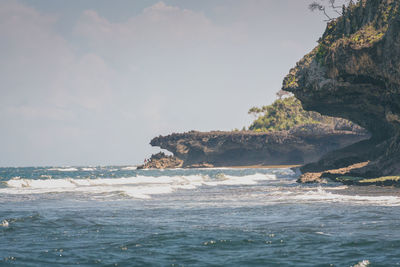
[
  {"left": 1, "top": 173, "right": 276, "bottom": 199},
  {"left": 47, "top": 167, "right": 78, "bottom": 172},
  {"left": 121, "top": 166, "right": 137, "bottom": 170},
  {"left": 2, "top": 171, "right": 400, "bottom": 206},
  {"left": 267, "top": 187, "right": 400, "bottom": 206}
]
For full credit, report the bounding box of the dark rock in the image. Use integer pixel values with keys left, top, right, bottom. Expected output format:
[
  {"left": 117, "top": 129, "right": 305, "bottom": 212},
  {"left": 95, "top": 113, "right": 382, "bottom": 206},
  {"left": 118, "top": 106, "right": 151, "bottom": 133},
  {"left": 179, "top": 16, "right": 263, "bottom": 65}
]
[
  {"left": 149, "top": 124, "right": 368, "bottom": 168},
  {"left": 283, "top": 0, "right": 400, "bottom": 178},
  {"left": 186, "top": 163, "right": 214, "bottom": 169},
  {"left": 137, "top": 152, "right": 183, "bottom": 169},
  {"left": 298, "top": 161, "right": 369, "bottom": 183}
]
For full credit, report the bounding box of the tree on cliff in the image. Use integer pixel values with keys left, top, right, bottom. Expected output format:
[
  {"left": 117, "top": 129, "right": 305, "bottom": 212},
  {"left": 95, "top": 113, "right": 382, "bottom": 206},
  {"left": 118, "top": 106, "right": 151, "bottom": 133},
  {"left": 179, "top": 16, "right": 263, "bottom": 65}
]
[
  {"left": 248, "top": 97, "right": 328, "bottom": 132},
  {"left": 248, "top": 96, "right": 358, "bottom": 132},
  {"left": 248, "top": 91, "right": 291, "bottom": 118},
  {"left": 276, "top": 89, "right": 291, "bottom": 100},
  {"left": 309, "top": 0, "right": 355, "bottom": 21}
]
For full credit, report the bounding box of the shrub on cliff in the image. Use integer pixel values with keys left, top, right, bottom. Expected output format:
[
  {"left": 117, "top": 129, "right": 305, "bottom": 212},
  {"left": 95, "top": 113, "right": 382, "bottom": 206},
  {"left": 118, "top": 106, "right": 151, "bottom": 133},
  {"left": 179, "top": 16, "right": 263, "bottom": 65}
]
[{"left": 248, "top": 96, "right": 359, "bottom": 132}]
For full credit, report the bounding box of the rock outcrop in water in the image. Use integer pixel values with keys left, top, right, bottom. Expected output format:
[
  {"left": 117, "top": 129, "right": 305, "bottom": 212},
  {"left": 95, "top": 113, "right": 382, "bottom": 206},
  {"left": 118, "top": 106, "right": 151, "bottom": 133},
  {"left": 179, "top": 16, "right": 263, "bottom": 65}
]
[
  {"left": 137, "top": 152, "right": 183, "bottom": 169},
  {"left": 282, "top": 0, "right": 400, "bottom": 180},
  {"left": 140, "top": 124, "right": 368, "bottom": 169}
]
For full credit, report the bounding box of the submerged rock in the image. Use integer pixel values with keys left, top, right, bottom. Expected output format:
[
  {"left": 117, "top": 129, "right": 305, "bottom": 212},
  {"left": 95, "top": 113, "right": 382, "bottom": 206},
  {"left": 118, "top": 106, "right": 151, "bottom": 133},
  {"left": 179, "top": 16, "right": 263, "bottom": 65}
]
[{"left": 283, "top": 0, "right": 400, "bottom": 179}]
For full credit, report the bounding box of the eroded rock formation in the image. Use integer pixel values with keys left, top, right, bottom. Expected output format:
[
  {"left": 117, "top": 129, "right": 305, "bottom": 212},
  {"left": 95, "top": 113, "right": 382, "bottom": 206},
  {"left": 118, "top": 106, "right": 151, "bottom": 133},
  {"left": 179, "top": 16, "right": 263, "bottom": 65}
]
[
  {"left": 144, "top": 124, "right": 368, "bottom": 168},
  {"left": 282, "top": 0, "right": 400, "bottom": 178}
]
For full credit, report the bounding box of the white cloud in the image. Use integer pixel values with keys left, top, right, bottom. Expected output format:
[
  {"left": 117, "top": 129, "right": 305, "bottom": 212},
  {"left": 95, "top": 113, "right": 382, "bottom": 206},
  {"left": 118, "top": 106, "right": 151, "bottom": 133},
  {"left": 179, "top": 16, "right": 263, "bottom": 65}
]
[
  {"left": 74, "top": 1, "right": 242, "bottom": 66},
  {"left": 0, "top": 0, "right": 114, "bottom": 116},
  {"left": 77, "top": 1, "right": 219, "bottom": 42},
  {"left": 0, "top": 0, "right": 121, "bottom": 165},
  {"left": 0, "top": 0, "right": 326, "bottom": 166}
]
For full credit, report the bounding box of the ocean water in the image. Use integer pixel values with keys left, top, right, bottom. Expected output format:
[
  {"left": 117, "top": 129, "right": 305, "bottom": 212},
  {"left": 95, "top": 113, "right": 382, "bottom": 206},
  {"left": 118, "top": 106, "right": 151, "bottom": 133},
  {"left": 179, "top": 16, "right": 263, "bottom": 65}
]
[{"left": 1, "top": 167, "right": 400, "bottom": 266}]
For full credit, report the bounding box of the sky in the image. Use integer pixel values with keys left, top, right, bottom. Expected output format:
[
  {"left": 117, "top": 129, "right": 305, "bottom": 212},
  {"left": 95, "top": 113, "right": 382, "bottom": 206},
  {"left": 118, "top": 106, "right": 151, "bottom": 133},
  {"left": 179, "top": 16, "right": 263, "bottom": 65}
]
[{"left": 0, "top": 0, "right": 331, "bottom": 167}]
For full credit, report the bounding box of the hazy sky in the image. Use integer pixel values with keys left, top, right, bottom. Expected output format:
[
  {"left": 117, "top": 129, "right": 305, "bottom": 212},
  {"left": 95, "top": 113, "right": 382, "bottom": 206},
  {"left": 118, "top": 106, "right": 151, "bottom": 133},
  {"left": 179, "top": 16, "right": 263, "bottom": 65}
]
[{"left": 0, "top": 0, "right": 330, "bottom": 167}]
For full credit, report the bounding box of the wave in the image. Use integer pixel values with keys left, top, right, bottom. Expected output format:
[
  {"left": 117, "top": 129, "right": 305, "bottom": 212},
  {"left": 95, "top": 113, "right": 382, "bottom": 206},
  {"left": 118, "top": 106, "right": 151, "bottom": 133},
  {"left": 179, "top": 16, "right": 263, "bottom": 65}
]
[
  {"left": 269, "top": 187, "right": 400, "bottom": 206},
  {"left": 1, "top": 220, "right": 9, "bottom": 227},
  {"left": 121, "top": 166, "right": 137, "bottom": 171},
  {"left": 0, "top": 173, "right": 276, "bottom": 199},
  {"left": 352, "top": 260, "right": 370, "bottom": 267},
  {"left": 81, "top": 167, "right": 96, "bottom": 171},
  {"left": 2, "top": 174, "right": 399, "bottom": 206},
  {"left": 47, "top": 167, "right": 78, "bottom": 172}
]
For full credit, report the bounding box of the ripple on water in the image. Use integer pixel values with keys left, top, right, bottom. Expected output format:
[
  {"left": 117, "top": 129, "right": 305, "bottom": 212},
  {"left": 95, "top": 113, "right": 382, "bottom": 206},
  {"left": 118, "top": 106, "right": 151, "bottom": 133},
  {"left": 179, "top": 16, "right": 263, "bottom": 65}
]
[{"left": 0, "top": 167, "right": 400, "bottom": 266}]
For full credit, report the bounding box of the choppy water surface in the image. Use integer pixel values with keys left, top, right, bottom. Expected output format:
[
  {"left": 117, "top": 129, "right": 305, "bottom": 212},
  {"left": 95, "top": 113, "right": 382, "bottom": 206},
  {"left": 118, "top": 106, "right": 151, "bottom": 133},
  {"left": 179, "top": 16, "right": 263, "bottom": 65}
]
[{"left": 1, "top": 166, "right": 400, "bottom": 266}]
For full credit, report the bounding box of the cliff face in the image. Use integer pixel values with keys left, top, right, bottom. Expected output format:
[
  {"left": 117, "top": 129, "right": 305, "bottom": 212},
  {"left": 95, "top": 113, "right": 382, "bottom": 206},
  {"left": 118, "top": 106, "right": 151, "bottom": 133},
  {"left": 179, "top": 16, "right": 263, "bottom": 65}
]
[
  {"left": 149, "top": 125, "right": 368, "bottom": 168},
  {"left": 282, "top": 0, "right": 400, "bottom": 177}
]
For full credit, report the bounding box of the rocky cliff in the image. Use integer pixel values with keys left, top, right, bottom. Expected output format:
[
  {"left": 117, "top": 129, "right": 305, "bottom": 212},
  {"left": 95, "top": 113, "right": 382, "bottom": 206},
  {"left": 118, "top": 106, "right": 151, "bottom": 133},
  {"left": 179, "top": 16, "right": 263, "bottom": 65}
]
[
  {"left": 282, "top": 0, "right": 400, "bottom": 178},
  {"left": 145, "top": 124, "right": 368, "bottom": 168}
]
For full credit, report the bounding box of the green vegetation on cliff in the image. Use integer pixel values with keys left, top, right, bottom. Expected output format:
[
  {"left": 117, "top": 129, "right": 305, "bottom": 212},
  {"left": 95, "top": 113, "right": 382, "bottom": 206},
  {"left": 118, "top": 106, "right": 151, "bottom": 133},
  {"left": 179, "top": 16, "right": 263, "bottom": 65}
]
[
  {"left": 315, "top": 0, "right": 397, "bottom": 63},
  {"left": 283, "top": 0, "right": 399, "bottom": 91},
  {"left": 248, "top": 97, "right": 336, "bottom": 132}
]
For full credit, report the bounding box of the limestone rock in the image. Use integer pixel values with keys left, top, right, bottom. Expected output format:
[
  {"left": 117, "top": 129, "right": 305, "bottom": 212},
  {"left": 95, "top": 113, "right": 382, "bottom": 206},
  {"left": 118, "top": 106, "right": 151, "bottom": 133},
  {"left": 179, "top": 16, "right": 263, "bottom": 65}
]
[
  {"left": 137, "top": 152, "right": 183, "bottom": 169},
  {"left": 149, "top": 125, "right": 368, "bottom": 168},
  {"left": 283, "top": 0, "right": 400, "bottom": 178},
  {"left": 298, "top": 161, "right": 369, "bottom": 183}
]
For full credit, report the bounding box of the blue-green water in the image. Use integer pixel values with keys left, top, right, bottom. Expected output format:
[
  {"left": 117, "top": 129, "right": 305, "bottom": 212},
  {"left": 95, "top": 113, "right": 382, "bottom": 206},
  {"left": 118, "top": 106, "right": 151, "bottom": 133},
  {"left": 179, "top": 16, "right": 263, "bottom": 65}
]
[{"left": 1, "top": 166, "right": 400, "bottom": 266}]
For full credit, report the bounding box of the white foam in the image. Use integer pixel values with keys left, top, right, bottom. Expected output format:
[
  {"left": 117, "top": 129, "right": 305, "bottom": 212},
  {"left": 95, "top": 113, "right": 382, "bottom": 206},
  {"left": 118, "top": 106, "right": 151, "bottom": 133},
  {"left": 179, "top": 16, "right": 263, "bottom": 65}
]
[
  {"left": 1, "top": 220, "right": 9, "bottom": 227},
  {"left": 315, "top": 231, "right": 331, "bottom": 236},
  {"left": 270, "top": 187, "right": 400, "bottom": 206},
  {"left": 3, "top": 174, "right": 399, "bottom": 205},
  {"left": 203, "top": 173, "right": 276, "bottom": 186},
  {"left": 121, "top": 166, "right": 137, "bottom": 171},
  {"left": 0, "top": 173, "right": 276, "bottom": 199},
  {"left": 81, "top": 167, "right": 96, "bottom": 171},
  {"left": 352, "top": 260, "right": 370, "bottom": 267}
]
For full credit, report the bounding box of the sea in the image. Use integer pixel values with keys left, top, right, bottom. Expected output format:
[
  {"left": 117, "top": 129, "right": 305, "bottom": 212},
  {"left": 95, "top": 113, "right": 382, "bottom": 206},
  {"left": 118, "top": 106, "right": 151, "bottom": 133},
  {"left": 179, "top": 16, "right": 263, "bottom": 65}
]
[{"left": 1, "top": 166, "right": 400, "bottom": 266}]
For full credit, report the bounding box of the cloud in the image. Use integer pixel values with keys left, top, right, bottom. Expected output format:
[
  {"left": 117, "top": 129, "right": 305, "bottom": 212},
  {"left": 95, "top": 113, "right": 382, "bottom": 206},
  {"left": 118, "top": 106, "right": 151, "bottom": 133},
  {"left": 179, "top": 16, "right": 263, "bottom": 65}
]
[
  {"left": 0, "top": 0, "right": 326, "bottom": 166},
  {"left": 0, "top": 0, "right": 122, "bottom": 165},
  {"left": 0, "top": 0, "right": 115, "bottom": 118},
  {"left": 74, "top": 1, "right": 243, "bottom": 66},
  {"left": 77, "top": 1, "right": 220, "bottom": 43}
]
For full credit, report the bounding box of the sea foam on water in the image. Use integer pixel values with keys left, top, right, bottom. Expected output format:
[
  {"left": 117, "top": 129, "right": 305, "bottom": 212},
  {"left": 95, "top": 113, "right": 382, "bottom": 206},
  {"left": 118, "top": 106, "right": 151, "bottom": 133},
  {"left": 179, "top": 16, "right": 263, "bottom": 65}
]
[
  {"left": 1, "top": 173, "right": 277, "bottom": 199},
  {"left": 2, "top": 168, "right": 400, "bottom": 206},
  {"left": 353, "top": 260, "right": 370, "bottom": 267}
]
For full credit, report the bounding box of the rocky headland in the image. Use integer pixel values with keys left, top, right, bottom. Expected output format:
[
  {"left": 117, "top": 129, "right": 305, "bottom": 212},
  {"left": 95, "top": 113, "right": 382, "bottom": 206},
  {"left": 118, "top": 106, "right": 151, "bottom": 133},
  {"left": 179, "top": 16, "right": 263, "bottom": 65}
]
[
  {"left": 140, "top": 123, "right": 368, "bottom": 169},
  {"left": 140, "top": 0, "right": 400, "bottom": 187},
  {"left": 282, "top": 0, "right": 400, "bottom": 184}
]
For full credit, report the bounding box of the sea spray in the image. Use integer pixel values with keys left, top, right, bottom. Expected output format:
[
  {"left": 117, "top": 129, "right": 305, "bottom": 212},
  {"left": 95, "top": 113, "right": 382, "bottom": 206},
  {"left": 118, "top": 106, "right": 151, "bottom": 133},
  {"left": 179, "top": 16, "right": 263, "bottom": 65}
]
[{"left": 1, "top": 220, "right": 9, "bottom": 227}]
